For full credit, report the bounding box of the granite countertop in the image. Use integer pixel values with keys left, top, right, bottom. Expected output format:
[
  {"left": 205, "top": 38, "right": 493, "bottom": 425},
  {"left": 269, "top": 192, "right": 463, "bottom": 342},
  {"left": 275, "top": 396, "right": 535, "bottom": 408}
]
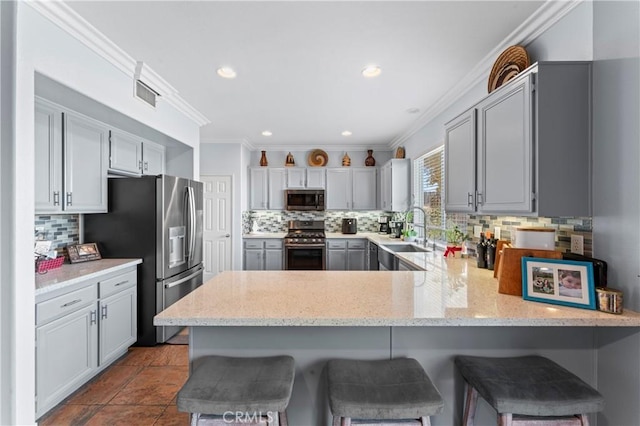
[
  {"left": 154, "top": 255, "right": 640, "bottom": 328},
  {"left": 36, "top": 258, "right": 142, "bottom": 301},
  {"left": 243, "top": 232, "right": 287, "bottom": 239}
]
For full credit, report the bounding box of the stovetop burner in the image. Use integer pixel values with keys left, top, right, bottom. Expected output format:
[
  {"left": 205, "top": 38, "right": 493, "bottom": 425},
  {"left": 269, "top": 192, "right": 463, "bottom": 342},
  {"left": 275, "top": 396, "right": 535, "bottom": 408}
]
[{"left": 285, "top": 220, "right": 325, "bottom": 245}]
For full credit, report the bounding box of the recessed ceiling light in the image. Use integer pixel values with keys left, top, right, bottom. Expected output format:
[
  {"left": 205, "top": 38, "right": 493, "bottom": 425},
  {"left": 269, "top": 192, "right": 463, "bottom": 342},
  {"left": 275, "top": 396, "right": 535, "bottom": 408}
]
[
  {"left": 341, "top": 130, "right": 352, "bottom": 136},
  {"left": 216, "top": 67, "right": 237, "bottom": 79},
  {"left": 261, "top": 130, "right": 272, "bottom": 136},
  {"left": 406, "top": 107, "right": 421, "bottom": 114},
  {"left": 361, "top": 65, "right": 381, "bottom": 78}
]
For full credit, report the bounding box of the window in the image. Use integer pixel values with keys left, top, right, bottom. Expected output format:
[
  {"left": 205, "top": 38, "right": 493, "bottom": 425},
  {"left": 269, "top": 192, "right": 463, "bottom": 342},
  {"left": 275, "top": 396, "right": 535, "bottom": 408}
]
[{"left": 413, "top": 145, "right": 467, "bottom": 244}]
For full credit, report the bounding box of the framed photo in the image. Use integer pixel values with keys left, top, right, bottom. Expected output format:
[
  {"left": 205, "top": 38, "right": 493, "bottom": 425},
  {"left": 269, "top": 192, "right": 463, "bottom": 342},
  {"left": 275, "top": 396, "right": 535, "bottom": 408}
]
[
  {"left": 522, "top": 257, "right": 596, "bottom": 310},
  {"left": 67, "top": 243, "right": 102, "bottom": 263}
]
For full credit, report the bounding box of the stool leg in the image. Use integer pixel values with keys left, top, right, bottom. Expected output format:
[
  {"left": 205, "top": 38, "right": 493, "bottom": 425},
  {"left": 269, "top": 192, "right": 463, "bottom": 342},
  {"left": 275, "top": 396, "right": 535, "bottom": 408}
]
[
  {"left": 498, "top": 413, "right": 513, "bottom": 426},
  {"left": 332, "top": 416, "right": 341, "bottom": 426},
  {"left": 463, "top": 383, "right": 479, "bottom": 426},
  {"left": 420, "top": 416, "right": 431, "bottom": 426},
  {"left": 267, "top": 411, "right": 279, "bottom": 426},
  {"left": 579, "top": 414, "right": 589, "bottom": 426},
  {"left": 190, "top": 413, "right": 200, "bottom": 426},
  {"left": 278, "top": 410, "right": 288, "bottom": 426},
  {"left": 341, "top": 417, "right": 352, "bottom": 426}
]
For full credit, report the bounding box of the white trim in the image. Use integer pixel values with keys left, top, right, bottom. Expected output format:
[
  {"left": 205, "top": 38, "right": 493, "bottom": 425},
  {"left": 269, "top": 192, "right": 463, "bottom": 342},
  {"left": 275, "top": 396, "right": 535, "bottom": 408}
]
[
  {"left": 389, "top": 0, "right": 583, "bottom": 149},
  {"left": 26, "top": 1, "right": 210, "bottom": 127}
]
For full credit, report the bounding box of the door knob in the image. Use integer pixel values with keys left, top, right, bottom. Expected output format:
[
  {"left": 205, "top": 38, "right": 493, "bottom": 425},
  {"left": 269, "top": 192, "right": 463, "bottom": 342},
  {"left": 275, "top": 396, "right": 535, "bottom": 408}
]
[{"left": 225, "top": 234, "right": 230, "bottom": 238}]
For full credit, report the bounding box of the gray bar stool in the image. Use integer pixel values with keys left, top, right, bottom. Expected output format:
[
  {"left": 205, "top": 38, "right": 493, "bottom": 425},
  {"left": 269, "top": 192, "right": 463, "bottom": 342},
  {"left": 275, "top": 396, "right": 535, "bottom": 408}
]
[
  {"left": 177, "top": 355, "right": 295, "bottom": 426},
  {"left": 455, "top": 355, "right": 605, "bottom": 426},
  {"left": 327, "top": 358, "right": 444, "bottom": 426}
]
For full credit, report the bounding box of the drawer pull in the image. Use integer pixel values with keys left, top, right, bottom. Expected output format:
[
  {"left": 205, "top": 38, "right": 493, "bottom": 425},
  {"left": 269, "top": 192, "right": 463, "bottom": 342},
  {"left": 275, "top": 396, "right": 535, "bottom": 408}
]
[
  {"left": 114, "top": 280, "right": 129, "bottom": 287},
  {"left": 61, "top": 299, "right": 81, "bottom": 308}
]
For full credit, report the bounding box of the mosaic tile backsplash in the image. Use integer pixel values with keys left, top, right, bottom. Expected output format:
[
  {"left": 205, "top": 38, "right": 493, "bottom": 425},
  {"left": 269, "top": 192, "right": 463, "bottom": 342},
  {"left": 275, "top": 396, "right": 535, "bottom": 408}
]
[
  {"left": 34, "top": 215, "right": 80, "bottom": 249},
  {"left": 244, "top": 210, "right": 388, "bottom": 233},
  {"left": 244, "top": 211, "right": 593, "bottom": 256}
]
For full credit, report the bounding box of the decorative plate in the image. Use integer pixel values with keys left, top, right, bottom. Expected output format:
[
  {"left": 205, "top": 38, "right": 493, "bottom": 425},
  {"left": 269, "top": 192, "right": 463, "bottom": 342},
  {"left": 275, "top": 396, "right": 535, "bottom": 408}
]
[
  {"left": 488, "top": 45, "right": 530, "bottom": 93},
  {"left": 308, "top": 149, "right": 328, "bottom": 167}
]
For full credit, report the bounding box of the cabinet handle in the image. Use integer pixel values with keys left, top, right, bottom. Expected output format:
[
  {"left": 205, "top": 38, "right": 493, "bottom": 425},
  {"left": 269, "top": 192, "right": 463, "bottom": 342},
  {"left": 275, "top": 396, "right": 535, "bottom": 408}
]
[
  {"left": 467, "top": 192, "right": 474, "bottom": 207},
  {"left": 90, "top": 310, "right": 97, "bottom": 325},
  {"left": 477, "top": 192, "right": 484, "bottom": 205},
  {"left": 114, "top": 280, "right": 128, "bottom": 287},
  {"left": 144, "top": 161, "right": 149, "bottom": 171},
  {"left": 61, "top": 299, "right": 81, "bottom": 308},
  {"left": 101, "top": 305, "right": 108, "bottom": 320},
  {"left": 66, "top": 192, "right": 72, "bottom": 206},
  {"left": 139, "top": 160, "right": 143, "bottom": 171},
  {"left": 53, "top": 191, "right": 60, "bottom": 206}
]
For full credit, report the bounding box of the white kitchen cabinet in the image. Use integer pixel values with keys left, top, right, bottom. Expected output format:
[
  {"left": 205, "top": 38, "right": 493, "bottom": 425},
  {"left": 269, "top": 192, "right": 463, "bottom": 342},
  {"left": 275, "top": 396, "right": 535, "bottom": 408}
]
[
  {"left": 286, "top": 168, "right": 325, "bottom": 189},
  {"left": 243, "top": 239, "right": 283, "bottom": 270},
  {"left": 35, "top": 267, "right": 138, "bottom": 419},
  {"left": 35, "top": 99, "right": 63, "bottom": 212},
  {"left": 63, "top": 111, "right": 110, "bottom": 213},
  {"left": 445, "top": 62, "right": 592, "bottom": 216},
  {"left": 35, "top": 98, "right": 109, "bottom": 213},
  {"left": 141, "top": 141, "right": 165, "bottom": 175},
  {"left": 380, "top": 159, "right": 411, "bottom": 212},
  {"left": 249, "top": 168, "right": 269, "bottom": 210},
  {"left": 109, "top": 129, "right": 165, "bottom": 176},
  {"left": 326, "top": 168, "right": 376, "bottom": 210},
  {"left": 98, "top": 270, "right": 137, "bottom": 365},
  {"left": 268, "top": 168, "right": 286, "bottom": 210}
]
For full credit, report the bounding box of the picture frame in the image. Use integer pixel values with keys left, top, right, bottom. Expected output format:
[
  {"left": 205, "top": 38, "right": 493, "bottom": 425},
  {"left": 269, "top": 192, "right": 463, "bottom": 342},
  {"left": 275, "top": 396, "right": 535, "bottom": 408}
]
[
  {"left": 67, "top": 242, "right": 102, "bottom": 263},
  {"left": 522, "top": 257, "right": 596, "bottom": 310}
]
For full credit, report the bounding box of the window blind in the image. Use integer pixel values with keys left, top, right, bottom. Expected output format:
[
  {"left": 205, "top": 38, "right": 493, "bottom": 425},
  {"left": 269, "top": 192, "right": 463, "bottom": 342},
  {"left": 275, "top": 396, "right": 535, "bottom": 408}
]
[{"left": 413, "top": 146, "right": 445, "bottom": 241}]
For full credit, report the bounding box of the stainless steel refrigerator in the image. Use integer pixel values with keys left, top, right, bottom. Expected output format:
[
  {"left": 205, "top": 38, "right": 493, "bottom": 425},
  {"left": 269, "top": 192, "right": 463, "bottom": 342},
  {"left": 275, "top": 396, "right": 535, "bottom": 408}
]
[{"left": 84, "top": 175, "right": 203, "bottom": 345}]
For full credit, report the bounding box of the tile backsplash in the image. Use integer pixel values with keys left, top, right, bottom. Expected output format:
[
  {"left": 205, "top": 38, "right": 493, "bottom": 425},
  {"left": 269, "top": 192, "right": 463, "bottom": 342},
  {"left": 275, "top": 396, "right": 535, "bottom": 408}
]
[
  {"left": 244, "top": 210, "right": 387, "bottom": 233},
  {"left": 467, "top": 215, "right": 593, "bottom": 257},
  {"left": 34, "top": 215, "right": 80, "bottom": 249}
]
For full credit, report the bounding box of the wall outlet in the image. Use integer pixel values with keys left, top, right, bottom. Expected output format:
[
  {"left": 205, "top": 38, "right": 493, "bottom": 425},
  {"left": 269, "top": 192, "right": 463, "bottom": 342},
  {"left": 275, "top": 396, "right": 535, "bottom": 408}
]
[
  {"left": 473, "top": 225, "right": 483, "bottom": 238},
  {"left": 571, "top": 234, "right": 584, "bottom": 255},
  {"left": 494, "top": 227, "right": 501, "bottom": 240},
  {"left": 277, "top": 215, "right": 282, "bottom": 223}
]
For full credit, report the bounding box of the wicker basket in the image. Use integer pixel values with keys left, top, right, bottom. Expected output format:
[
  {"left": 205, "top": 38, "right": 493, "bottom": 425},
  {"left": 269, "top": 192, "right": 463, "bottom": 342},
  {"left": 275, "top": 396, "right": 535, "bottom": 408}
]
[
  {"left": 488, "top": 45, "right": 530, "bottom": 93},
  {"left": 35, "top": 256, "right": 65, "bottom": 274}
]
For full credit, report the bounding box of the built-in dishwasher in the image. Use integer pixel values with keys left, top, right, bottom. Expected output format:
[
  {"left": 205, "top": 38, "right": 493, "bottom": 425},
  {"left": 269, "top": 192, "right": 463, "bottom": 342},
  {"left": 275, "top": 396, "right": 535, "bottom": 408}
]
[{"left": 368, "top": 242, "right": 379, "bottom": 270}]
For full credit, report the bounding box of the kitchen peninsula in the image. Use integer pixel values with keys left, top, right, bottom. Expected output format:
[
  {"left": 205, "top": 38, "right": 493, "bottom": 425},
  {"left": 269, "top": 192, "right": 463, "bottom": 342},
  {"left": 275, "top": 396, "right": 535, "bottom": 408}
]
[{"left": 155, "top": 255, "right": 640, "bottom": 425}]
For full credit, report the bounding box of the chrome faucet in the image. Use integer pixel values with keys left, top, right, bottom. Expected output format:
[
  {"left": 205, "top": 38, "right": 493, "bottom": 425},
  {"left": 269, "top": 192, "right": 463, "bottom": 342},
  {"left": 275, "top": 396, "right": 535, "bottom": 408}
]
[{"left": 405, "top": 206, "right": 428, "bottom": 248}]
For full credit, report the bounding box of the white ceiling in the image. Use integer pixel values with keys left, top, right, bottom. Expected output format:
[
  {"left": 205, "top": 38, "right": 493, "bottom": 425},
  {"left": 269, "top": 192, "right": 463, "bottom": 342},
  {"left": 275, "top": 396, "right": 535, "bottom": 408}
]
[{"left": 66, "top": 1, "right": 545, "bottom": 149}]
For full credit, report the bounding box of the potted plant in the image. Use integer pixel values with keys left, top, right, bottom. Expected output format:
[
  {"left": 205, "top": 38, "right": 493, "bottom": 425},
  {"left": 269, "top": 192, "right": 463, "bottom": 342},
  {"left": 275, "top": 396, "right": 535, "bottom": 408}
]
[
  {"left": 402, "top": 228, "right": 417, "bottom": 242},
  {"left": 444, "top": 224, "right": 469, "bottom": 258}
]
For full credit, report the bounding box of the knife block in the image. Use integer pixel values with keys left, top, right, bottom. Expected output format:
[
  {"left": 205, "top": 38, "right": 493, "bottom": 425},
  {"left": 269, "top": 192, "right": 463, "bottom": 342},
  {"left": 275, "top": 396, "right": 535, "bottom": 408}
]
[{"left": 497, "top": 247, "right": 562, "bottom": 296}]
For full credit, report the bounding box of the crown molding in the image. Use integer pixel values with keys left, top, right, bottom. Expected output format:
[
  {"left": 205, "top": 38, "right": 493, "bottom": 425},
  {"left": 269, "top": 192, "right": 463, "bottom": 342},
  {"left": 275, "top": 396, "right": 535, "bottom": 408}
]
[
  {"left": 26, "top": 1, "right": 210, "bottom": 127},
  {"left": 389, "top": 0, "right": 583, "bottom": 149},
  {"left": 249, "top": 143, "right": 391, "bottom": 152}
]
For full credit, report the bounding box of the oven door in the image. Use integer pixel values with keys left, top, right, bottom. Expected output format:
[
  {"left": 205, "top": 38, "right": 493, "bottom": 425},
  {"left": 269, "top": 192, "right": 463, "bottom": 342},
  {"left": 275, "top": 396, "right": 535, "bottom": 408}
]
[{"left": 285, "top": 244, "right": 326, "bottom": 270}]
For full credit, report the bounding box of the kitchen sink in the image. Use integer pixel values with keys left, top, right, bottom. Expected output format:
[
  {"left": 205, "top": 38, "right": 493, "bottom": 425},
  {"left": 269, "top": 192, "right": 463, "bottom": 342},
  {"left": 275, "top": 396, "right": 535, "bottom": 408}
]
[{"left": 381, "top": 244, "right": 430, "bottom": 253}]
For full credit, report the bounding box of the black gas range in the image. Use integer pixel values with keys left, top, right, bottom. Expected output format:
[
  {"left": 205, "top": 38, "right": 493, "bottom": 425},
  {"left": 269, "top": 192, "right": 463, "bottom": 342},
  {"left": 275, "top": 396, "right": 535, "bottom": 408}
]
[{"left": 284, "top": 220, "right": 326, "bottom": 270}]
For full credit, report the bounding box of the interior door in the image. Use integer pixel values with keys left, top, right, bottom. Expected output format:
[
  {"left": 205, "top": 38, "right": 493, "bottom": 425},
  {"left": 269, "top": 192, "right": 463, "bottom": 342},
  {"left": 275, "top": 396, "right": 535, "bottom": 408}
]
[{"left": 202, "top": 175, "right": 232, "bottom": 282}]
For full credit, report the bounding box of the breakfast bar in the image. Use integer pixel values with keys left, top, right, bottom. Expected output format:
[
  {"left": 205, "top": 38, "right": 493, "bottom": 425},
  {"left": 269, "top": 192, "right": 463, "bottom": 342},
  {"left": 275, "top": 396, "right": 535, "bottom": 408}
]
[{"left": 154, "top": 255, "right": 640, "bottom": 425}]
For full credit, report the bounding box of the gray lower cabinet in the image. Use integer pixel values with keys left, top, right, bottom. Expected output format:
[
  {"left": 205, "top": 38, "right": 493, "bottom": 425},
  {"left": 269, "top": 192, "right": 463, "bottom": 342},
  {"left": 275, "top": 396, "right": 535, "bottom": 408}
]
[
  {"left": 35, "top": 267, "right": 137, "bottom": 419},
  {"left": 326, "top": 239, "right": 366, "bottom": 270},
  {"left": 243, "top": 239, "right": 283, "bottom": 270}
]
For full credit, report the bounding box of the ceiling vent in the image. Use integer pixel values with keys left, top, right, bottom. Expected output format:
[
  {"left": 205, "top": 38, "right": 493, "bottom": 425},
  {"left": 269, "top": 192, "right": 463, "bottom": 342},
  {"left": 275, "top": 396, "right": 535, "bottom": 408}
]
[
  {"left": 134, "top": 61, "right": 161, "bottom": 108},
  {"left": 135, "top": 79, "right": 160, "bottom": 108}
]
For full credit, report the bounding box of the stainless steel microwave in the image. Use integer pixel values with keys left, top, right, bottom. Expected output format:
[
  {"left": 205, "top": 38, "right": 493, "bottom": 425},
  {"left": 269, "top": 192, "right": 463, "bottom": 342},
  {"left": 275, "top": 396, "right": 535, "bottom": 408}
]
[{"left": 285, "top": 189, "right": 325, "bottom": 211}]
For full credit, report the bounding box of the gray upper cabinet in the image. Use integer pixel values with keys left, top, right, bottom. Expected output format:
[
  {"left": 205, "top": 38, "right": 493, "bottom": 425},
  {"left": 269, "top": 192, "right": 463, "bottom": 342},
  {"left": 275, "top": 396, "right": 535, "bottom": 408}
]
[
  {"left": 109, "top": 129, "right": 165, "bottom": 176},
  {"left": 444, "top": 109, "right": 476, "bottom": 212},
  {"left": 380, "top": 159, "right": 411, "bottom": 212},
  {"left": 444, "top": 62, "right": 592, "bottom": 217},
  {"left": 286, "top": 168, "right": 306, "bottom": 188},
  {"left": 326, "top": 168, "right": 376, "bottom": 210},
  {"left": 326, "top": 169, "right": 351, "bottom": 210},
  {"left": 35, "top": 99, "right": 63, "bottom": 213},
  {"left": 249, "top": 168, "right": 268, "bottom": 210},
  {"left": 268, "top": 168, "right": 286, "bottom": 210},
  {"left": 286, "top": 168, "right": 325, "bottom": 189},
  {"left": 352, "top": 168, "right": 377, "bottom": 210},
  {"left": 63, "top": 111, "right": 109, "bottom": 213},
  {"left": 306, "top": 168, "right": 326, "bottom": 188}
]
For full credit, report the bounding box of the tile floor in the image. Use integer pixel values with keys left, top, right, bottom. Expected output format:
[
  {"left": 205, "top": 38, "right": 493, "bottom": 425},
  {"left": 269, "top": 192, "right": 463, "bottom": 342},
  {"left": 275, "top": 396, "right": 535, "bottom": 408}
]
[{"left": 38, "top": 343, "right": 190, "bottom": 426}]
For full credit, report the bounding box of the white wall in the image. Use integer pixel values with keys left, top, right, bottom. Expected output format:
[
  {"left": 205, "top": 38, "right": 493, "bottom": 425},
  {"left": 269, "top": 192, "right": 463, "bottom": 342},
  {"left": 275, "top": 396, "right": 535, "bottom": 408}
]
[{"left": 9, "top": 4, "right": 202, "bottom": 423}]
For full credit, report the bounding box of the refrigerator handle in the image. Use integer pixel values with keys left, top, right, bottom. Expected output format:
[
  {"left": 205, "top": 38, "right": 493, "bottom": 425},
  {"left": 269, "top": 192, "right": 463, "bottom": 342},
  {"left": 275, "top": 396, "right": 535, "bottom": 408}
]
[
  {"left": 164, "top": 268, "right": 203, "bottom": 289},
  {"left": 187, "top": 186, "right": 196, "bottom": 260}
]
